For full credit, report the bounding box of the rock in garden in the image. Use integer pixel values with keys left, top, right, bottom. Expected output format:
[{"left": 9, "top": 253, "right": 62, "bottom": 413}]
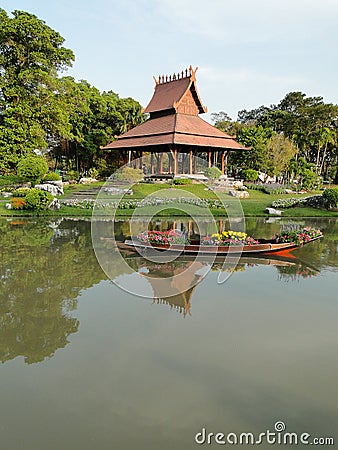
[
  {"left": 35, "top": 183, "right": 60, "bottom": 197},
  {"left": 229, "top": 189, "right": 249, "bottom": 198},
  {"left": 49, "top": 198, "right": 61, "bottom": 210},
  {"left": 79, "top": 177, "right": 97, "bottom": 184},
  {"left": 265, "top": 207, "right": 282, "bottom": 216},
  {"left": 232, "top": 180, "right": 244, "bottom": 189}
]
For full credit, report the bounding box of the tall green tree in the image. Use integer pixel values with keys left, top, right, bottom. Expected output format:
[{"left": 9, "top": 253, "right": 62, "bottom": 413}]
[
  {"left": 230, "top": 126, "right": 274, "bottom": 175},
  {"left": 0, "top": 9, "right": 74, "bottom": 173},
  {"left": 234, "top": 92, "right": 338, "bottom": 179},
  {"left": 50, "top": 78, "right": 145, "bottom": 173}
]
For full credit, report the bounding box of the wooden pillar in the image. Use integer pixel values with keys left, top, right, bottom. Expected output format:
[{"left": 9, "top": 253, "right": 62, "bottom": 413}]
[
  {"left": 168, "top": 154, "right": 172, "bottom": 173},
  {"left": 139, "top": 151, "right": 143, "bottom": 169},
  {"left": 159, "top": 153, "right": 163, "bottom": 173},
  {"left": 208, "top": 150, "right": 212, "bottom": 167},
  {"left": 150, "top": 153, "right": 154, "bottom": 174},
  {"left": 221, "top": 152, "right": 225, "bottom": 175},
  {"left": 193, "top": 153, "right": 197, "bottom": 174},
  {"left": 224, "top": 151, "right": 228, "bottom": 175},
  {"left": 189, "top": 149, "right": 193, "bottom": 174},
  {"left": 174, "top": 149, "right": 178, "bottom": 175}
]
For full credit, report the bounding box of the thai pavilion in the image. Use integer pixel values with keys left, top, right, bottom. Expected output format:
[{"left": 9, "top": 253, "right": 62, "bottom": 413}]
[{"left": 103, "top": 66, "right": 247, "bottom": 176}]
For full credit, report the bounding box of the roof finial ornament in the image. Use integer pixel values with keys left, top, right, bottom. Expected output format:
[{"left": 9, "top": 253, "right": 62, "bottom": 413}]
[
  {"left": 173, "top": 73, "right": 176, "bottom": 80},
  {"left": 181, "top": 71, "right": 184, "bottom": 78},
  {"left": 166, "top": 75, "right": 168, "bottom": 82},
  {"left": 185, "top": 68, "right": 188, "bottom": 77},
  {"left": 189, "top": 65, "right": 198, "bottom": 81}
]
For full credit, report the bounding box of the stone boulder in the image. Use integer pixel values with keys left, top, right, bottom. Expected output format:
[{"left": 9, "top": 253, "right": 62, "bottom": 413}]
[
  {"left": 265, "top": 207, "right": 282, "bottom": 216},
  {"left": 232, "top": 180, "right": 244, "bottom": 189},
  {"left": 35, "top": 183, "right": 62, "bottom": 197},
  {"left": 229, "top": 189, "right": 249, "bottom": 199},
  {"left": 79, "top": 177, "right": 97, "bottom": 184},
  {"left": 49, "top": 198, "right": 61, "bottom": 210}
]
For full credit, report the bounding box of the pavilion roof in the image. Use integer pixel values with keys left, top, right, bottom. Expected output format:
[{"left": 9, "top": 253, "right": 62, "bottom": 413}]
[
  {"left": 103, "top": 66, "right": 248, "bottom": 152},
  {"left": 143, "top": 66, "right": 207, "bottom": 115},
  {"left": 103, "top": 113, "right": 246, "bottom": 150}
]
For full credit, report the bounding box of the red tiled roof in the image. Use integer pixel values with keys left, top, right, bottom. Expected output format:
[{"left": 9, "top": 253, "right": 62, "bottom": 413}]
[
  {"left": 144, "top": 78, "right": 190, "bottom": 114},
  {"left": 143, "top": 77, "right": 207, "bottom": 115},
  {"left": 103, "top": 114, "right": 247, "bottom": 150}
]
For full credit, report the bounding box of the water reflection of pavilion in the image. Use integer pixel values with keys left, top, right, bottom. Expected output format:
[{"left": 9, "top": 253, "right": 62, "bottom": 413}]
[
  {"left": 120, "top": 253, "right": 321, "bottom": 317},
  {"left": 139, "top": 260, "right": 206, "bottom": 317}
]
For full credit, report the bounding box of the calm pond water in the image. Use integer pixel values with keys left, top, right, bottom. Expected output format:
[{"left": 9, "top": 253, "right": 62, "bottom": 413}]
[{"left": 0, "top": 216, "right": 337, "bottom": 449}]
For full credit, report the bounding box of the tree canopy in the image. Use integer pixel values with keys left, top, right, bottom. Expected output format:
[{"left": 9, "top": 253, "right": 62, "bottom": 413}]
[
  {"left": 0, "top": 9, "right": 75, "bottom": 172},
  {"left": 213, "top": 91, "right": 338, "bottom": 183},
  {"left": 0, "top": 8, "right": 145, "bottom": 176}
]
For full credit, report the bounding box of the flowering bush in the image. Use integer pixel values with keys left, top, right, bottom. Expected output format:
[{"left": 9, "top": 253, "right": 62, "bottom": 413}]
[
  {"left": 10, "top": 197, "right": 26, "bottom": 210},
  {"left": 137, "top": 230, "right": 190, "bottom": 246},
  {"left": 201, "top": 231, "right": 259, "bottom": 246},
  {"left": 273, "top": 227, "right": 322, "bottom": 245},
  {"left": 271, "top": 197, "right": 310, "bottom": 208},
  {"left": 60, "top": 197, "right": 225, "bottom": 210}
]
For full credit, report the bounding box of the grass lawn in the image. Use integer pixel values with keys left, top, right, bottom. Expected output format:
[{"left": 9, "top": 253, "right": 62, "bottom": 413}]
[{"left": 1, "top": 182, "right": 338, "bottom": 218}]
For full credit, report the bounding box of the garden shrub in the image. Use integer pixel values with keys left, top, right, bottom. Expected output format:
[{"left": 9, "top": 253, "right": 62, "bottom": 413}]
[
  {"left": 24, "top": 188, "right": 54, "bottom": 211},
  {"left": 67, "top": 170, "right": 79, "bottom": 180},
  {"left": 44, "top": 172, "right": 61, "bottom": 181},
  {"left": 301, "top": 168, "right": 322, "bottom": 190},
  {"left": 17, "top": 156, "right": 48, "bottom": 185},
  {"left": 172, "top": 178, "right": 192, "bottom": 185},
  {"left": 245, "top": 183, "right": 287, "bottom": 195},
  {"left": 113, "top": 167, "right": 144, "bottom": 183},
  {"left": 271, "top": 197, "right": 310, "bottom": 208},
  {"left": 12, "top": 187, "right": 31, "bottom": 197},
  {"left": 0, "top": 175, "right": 22, "bottom": 187},
  {"left": 204, "top": 166, "right": 222, "bottom": 180},
  {"left": 271, "top": 195, "right": 324, "bottom": 209},
  {"left": 88, "top": 167, "right": 99, "bottom": 179},
  {"left": 322, "top": 188, "right": 338, "bottom": 208},
  {"left": 10, "top": 197, "right": 26, "bottom": 210},
  {"left": 242, "top": 169, "right": 258, "bottom": 182}
]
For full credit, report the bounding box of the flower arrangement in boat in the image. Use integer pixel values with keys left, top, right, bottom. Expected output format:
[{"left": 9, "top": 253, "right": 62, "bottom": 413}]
[
  {"left": 137, "top": 229, "right": 190, "bottom": 246},
  {"left": 273, "top": 227, "right": 322, "bottom": 245},
  {"left": 201, "top": 231, "right": 259, "bottom": 246}
]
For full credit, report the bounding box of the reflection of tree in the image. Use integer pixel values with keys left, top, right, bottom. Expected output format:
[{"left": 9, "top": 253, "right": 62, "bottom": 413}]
[
  {"left": 276, "top": 262, "right": 320, "bottom": 281},
  {"left": 0, "top": 219, "right": 106, "bottom": 364}
]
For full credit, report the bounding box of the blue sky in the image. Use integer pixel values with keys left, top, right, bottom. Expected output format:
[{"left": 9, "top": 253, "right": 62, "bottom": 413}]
[{"left": 2, "top": 0, "right": 338, "bottom": 121}]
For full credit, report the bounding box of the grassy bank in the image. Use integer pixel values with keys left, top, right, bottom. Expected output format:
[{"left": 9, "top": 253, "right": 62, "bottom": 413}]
[{"left": 1, "top": 182, "right": 338, "bottom": 218}]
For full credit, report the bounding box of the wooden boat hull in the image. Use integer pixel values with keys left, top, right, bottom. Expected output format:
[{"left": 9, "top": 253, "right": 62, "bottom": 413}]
[{"left": 122, "top": 236, "right": 322, "bottom": 256}]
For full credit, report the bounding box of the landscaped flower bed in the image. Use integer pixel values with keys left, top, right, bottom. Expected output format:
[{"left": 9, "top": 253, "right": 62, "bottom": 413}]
[
  {"left": 200, "top": 231, "right": 259, "bottom": 246},
  {"left": 273, "top": 227, "right": 322, "bottom": 245},
  {"left": 137, "top": 230, "right": 190, "bottom": 246}
]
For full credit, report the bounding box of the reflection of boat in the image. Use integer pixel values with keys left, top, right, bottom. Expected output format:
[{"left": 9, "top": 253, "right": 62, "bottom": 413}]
[
  {"left": 118, "top": 252, "right": 320, "bottom": 316},
  {"left": 122, "top": 235, "right": 322, "bottom": 256}
]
